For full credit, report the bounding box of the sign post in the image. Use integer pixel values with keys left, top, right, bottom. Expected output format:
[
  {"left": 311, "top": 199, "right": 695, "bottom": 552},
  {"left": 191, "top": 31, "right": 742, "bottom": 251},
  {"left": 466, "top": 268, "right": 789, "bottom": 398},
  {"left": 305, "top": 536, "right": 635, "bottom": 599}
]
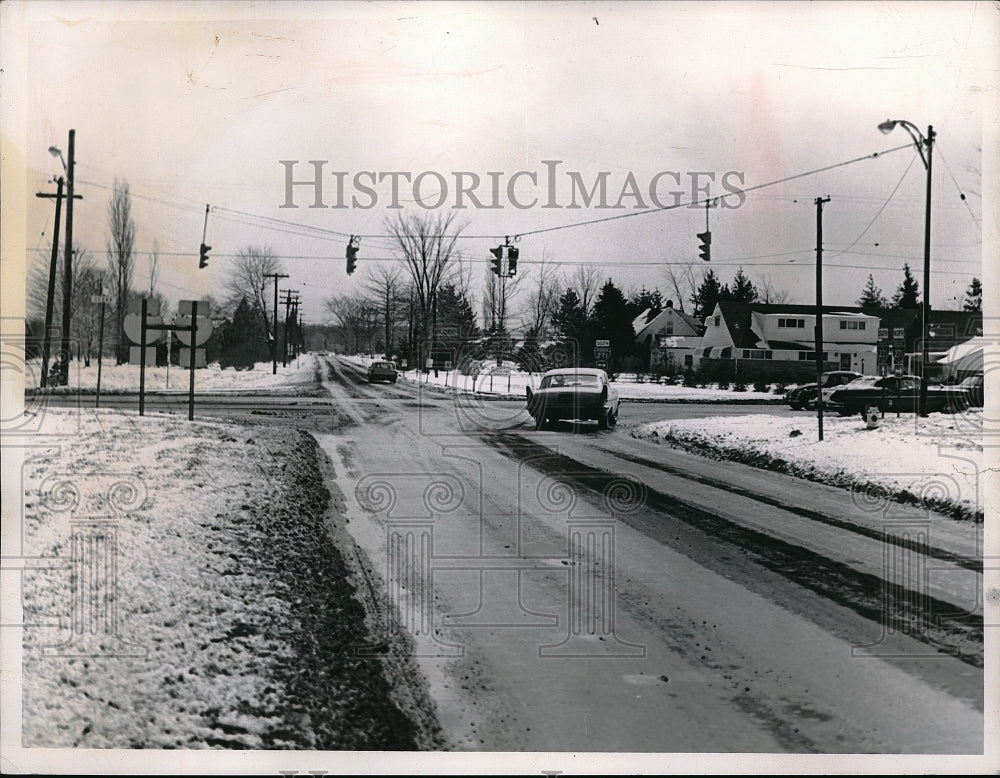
[{"left": 91, "top": 292, "right": 113, "bottom": 407}]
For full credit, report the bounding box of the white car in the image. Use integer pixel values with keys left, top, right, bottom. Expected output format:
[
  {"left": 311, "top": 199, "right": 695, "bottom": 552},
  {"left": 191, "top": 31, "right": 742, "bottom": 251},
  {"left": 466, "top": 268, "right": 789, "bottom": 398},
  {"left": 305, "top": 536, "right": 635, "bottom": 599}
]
[{"left": 525, "top": 367, "right": 620, "bottom": 431}]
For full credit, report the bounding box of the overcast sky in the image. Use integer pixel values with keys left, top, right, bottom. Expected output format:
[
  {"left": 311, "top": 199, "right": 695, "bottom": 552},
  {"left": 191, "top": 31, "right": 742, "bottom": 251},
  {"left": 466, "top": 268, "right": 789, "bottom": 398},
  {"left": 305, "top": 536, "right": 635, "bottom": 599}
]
[{"left": 7, "top": 1, "right": 997, "bottom": 327}]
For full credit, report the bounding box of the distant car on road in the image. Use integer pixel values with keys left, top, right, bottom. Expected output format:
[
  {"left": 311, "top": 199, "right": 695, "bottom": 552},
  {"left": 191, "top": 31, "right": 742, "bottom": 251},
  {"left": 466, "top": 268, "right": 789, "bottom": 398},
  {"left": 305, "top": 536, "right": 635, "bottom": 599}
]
[
  {"left": 785, "top": 370, "right": 862, "bottom": 410},
  {"left": 367, "top": 360, "right": 398, "bottom": 384},
  {"left": 526, "top": 367, "right": 620, "bottom": 431},
  {"left": 828, "top": 374, "right": 969, "bottom": 416}
]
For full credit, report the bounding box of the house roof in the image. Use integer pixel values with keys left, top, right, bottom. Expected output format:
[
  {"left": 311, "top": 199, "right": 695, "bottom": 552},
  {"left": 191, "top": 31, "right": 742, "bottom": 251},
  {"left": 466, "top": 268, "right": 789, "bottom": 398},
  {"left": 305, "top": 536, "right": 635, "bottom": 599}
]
[{"left": 715, "top": 302, "right": 759, "bottom": 348}]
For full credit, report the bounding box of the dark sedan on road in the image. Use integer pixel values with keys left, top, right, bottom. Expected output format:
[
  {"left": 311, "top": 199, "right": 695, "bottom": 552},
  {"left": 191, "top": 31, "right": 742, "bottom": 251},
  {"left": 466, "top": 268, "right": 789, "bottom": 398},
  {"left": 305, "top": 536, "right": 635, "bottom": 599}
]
[
  {"left": 367, "top": 360, "right": 398, "bottom": 384},
  {"left": 828, "top": 374, "right": 969, "bottom": 416},
  {"left": 526, "top": 367, "right": 620, "bottom": 430},
  {"left": 785, "top": 370, "right": 862, "bottom": 410}
]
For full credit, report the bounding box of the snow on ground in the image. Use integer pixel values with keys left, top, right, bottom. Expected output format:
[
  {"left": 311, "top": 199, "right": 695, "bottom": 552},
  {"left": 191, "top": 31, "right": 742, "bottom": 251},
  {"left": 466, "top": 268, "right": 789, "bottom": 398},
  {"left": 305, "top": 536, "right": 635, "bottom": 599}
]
[
  {"left": 24, "top": 354, "right": 322, "bottom": 394},
  {"left": 633, "top": 410, "right": 990, "bottom": 521},
  {"left": 342, "top": 354, "right": 780, "bottom": 402},
  {"left": 17, "top": 408, "right": 441, "bottom": 749}
]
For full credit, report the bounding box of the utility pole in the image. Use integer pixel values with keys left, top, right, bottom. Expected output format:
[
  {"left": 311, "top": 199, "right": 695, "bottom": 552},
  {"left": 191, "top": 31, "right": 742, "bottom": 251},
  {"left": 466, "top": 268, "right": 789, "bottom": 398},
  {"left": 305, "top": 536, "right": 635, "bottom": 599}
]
[
  {"left": 814, "top": 196, "right": 830, "bottom": 442},
  {"left": 264, "top": 272, "right": 288, "bottom": 373},
  {"left": 280, "top": 289, "right": 298, "bottom": 367},
  {"left": 34, "top": 176, "right": 74, "bottom": 387},
  {"left": 55, "top": 129, "right": 77, "bottom": 387}
]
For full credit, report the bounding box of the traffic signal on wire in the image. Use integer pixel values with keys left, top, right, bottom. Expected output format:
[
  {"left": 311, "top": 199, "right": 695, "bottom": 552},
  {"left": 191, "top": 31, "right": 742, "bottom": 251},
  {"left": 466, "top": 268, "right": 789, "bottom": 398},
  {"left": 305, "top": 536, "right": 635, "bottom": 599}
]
[
  {"left": 489, "top": 245, "right": 504, "bottom": 277},
  {"left": 507, "top": 246, "right": 519, "bottom": 276},
  {"left": 199, "top": 243, "right": 211, "bottom": 269},
  {"left": 697, "top": 230, "right": 711, "bottom": 262},
  {"left": 346, "top": 235, "right": 360, "bottom": 275}
]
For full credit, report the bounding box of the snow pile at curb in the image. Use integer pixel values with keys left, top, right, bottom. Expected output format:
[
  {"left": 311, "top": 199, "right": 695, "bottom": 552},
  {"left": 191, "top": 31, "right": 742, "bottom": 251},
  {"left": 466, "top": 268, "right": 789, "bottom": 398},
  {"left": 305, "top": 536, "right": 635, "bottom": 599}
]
[
  {"left": 633, "top": 411, "right": 988, "bottom": 522},
  {"left": 24, "top": 355, "right": 324, "bottom": 395},
  {"left": 20, "top": 409, "right": 442, "bottom": 749}
]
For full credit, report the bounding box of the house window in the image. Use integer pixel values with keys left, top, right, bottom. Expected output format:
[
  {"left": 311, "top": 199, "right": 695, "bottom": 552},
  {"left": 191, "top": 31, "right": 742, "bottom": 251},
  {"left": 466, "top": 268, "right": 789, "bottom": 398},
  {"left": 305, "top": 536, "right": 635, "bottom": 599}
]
[
  {"left": 839, "top": 320, "right": 867, "bottom": 330},
  {"left": 714, "top": 315, "right": 721, "bottom": 327},
  {"left": 664, "top": 320, "right": 674, "bottom": 335},
  {"left": 684, "top": 355, "right": 693, "bottom": 367},
  {"left": 741, "top": 349, "right": 772, "bottom": 360},
  {"left": 798, "top": 351, "right": 829, "bottom": 361},
  {"left": 778, "top": 318, "right": 805, "bottom": 328}
]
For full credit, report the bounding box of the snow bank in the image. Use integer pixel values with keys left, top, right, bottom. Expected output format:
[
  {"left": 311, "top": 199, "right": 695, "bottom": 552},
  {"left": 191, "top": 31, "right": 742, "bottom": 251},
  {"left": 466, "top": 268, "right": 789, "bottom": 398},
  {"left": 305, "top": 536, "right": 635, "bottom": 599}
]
[{"left": 633, "top": 410, "right": 988, "bottom": 521}]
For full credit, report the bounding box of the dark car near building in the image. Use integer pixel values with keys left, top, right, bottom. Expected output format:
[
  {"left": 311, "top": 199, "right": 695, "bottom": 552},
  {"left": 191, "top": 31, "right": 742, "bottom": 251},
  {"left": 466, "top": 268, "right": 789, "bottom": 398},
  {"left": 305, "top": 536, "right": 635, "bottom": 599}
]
[
  {"left": 828, "top": 374, "right": 969, "bottom": 416},
  {"left": 526, "top": 367, "right": 620, "bottom": 431},
  {"left": 785, "top": 370, "right": 862, "bottom": 410},
  {"left": 958, "top": 374, "right": 983, "bottom": 408},
  {"left": 367, "top": 360, "right": 398, "bottom": 384}
]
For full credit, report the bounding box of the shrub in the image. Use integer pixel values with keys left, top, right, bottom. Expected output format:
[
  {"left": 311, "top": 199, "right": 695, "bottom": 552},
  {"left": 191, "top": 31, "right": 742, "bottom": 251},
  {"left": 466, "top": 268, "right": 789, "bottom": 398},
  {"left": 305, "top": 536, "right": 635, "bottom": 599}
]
[
  {"left": 733, "top": 380, "right": 748, "bottom": 392},
  {"left": 753, "top": 379, "right": 769, "bottom": 393}
]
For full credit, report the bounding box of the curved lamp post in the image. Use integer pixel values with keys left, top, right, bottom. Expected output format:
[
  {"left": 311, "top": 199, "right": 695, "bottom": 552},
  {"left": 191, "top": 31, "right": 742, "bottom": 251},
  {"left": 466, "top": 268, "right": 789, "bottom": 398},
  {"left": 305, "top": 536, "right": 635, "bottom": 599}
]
[{"left": 878, "top": 118, "right": 934, "bottom": 416}]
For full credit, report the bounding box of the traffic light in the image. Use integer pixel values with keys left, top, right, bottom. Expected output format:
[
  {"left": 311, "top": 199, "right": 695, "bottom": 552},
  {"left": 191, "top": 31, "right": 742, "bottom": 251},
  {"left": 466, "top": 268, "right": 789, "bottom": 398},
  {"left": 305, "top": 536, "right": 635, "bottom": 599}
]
[
  {"left": 489, "top": 245, "right": 504, "bottom": 277},
  {"left": 199, "top": 243, "right": 211, "bottom": 269},
  {"left": 697, "top": 230, "right": 711, "bottom": 262},
  {"left": 507, "top": 246, "right": 519, "bottom": 276},
  {"left": 346, "top": 235, "right": 359, "bottom": 275}
]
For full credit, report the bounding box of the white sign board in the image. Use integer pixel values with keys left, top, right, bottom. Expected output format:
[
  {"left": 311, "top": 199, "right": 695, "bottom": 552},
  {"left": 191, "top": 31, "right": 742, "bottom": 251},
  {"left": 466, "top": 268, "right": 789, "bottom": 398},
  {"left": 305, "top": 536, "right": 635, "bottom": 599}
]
[{"left": 173, "top": 315, "right": 214, "bottom": 347}]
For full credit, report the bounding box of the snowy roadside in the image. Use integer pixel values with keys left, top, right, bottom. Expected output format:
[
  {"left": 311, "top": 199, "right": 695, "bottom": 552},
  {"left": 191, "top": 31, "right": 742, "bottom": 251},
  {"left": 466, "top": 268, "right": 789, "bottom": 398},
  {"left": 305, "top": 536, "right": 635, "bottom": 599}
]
[
  {"left": 23, "top": 354, "right": 324, "bottom": 395},
  {"left": 341, "top": 354, "right": 782, "bottom": 403},
  {"left": 19, "top": 408, "right": 443, "bottom": 749},
  {"left": 632, "top": 411, "right": 990, "bottom": 522}
]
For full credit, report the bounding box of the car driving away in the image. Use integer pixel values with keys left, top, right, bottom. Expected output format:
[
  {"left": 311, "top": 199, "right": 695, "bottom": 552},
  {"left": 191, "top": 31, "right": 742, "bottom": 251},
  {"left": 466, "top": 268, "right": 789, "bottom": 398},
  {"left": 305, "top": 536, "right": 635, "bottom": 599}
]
[
  {"left": 367, "top": 360, "right": 398, "bottom": 384},
  {"left": 784, "top": 370, "right": 862, "bottom": 410},
  {"left": 828, "top": 374, "right": 969, "bottom": 416},
  {"left": 525, "top": 367, "right": 620, "bottom": 431}
]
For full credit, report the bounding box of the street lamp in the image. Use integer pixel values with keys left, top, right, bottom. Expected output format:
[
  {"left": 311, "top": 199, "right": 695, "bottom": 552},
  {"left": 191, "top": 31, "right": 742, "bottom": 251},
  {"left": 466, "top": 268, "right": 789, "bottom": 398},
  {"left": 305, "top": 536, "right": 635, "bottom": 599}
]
[
  {"left": 878, "top": 118, "right": 934, "bottom": 416},
  {"left": 48, "top": 145, "right": 67, "bottom": 171}
]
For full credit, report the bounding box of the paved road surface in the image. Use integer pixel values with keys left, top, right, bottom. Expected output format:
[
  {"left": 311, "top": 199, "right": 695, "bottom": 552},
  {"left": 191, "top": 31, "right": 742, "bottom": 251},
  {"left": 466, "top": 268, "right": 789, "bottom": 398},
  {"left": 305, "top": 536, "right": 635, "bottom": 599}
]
[{"left": 310, "top": 356, "right": 983, "bottom": 753}]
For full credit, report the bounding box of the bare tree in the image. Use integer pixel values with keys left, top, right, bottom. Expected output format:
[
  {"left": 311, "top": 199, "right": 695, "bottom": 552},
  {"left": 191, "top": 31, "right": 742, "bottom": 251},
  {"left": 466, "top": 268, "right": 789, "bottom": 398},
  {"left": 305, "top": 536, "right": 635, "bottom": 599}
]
[
  {"left": 571, "top": 265, "right": 602, "bottom": 314},
  {"left": 384, "top": 211, "right": 465, "bottom": 370},
  {"left": 755, "top": 272, "right": 792, "bottom": 304},
  {"left": 106, "top": 178, "right": 136, "bottom": 363},
  {"left": 224, "top": 245, "right": 283, "bottom": 343},
  {"left": 522, "top": 259, "right": 560, "bottom": 339},
  {"left": 323, "top": 293, "right": 379, "bottom": 355},
  {"left": 362, "top": 264, "right": 405, "bottom": 358},
  {"left": 663, "top": 261, "right": 698, "bottom": 313},
  {"left": 481, "top": 266, "right": 525, "bottom": 335}
]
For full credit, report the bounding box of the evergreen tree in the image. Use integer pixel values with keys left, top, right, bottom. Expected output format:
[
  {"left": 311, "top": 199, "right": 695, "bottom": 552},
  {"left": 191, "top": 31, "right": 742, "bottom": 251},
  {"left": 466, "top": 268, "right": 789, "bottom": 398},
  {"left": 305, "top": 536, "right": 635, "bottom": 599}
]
[
  {"left": 690, "top": 269, "right": 722, "bottom": 319},
  {"left": 435, "top": 283, "right": 478, "bottom": 339},
  {"left": 892, "top": 263, "right": 920, "bottom": 309},
  {"left": 629, "top": 286, "right": 664, "bottom": 315},
  {"left": 551, "top": 288, "right": 591, "bottom": 366},
  {"left": 962, "top": 277, "right": 982, "bottom": 312},
  {"left": 857, "top": 274, "right": 888, "bottom": 310},
  {"left": 593, "top": 279, "right": 635, "bottom": 373},
  {"left": 219, "top": 297, "right": 267, "bottom": 369},
  {"left": 726, "top": 266, "right": 758, "bottom": 303}
]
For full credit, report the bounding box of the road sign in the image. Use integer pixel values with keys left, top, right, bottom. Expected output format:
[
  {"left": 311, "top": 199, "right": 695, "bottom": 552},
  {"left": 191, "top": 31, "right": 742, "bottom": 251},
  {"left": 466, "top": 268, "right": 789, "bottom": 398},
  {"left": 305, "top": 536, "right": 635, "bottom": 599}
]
[
  {"left": 595, "top": 339, "right": 610, "bottom": 347},
  {"left": 173, "top": 314, "right": 213, "bottom": 347},
  {"left": 877, "top": 344, "right": 890, "bottom": 363},
  {"left": 878, "top": 327, "right": 888, "bottom": 339},
  {"left": 91, "top": 294, "right": 114, "bottom": 305},
  {"left": 490, "top": 366, "right": 511, "bottom": 376},
  {"left": 124, "top": 313, "right": 166, "bottom": 344},
  {"left": 178, "top": 299, "right": 211, "bottom": 317},
  {"left": 892, "top": 327, "right": 905, "bottom": 340},
  {"left": 892, "top": 346, "right": 904, "bottom": 365},
  {"left": 596, "top": 359, "right": 609, "bottom": 369}
]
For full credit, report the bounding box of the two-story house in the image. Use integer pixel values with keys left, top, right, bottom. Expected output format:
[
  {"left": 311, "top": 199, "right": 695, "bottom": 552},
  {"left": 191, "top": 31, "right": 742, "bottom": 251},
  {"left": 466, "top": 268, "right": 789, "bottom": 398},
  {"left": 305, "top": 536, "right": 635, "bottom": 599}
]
[
  {"left": 699, "top": 302, "right": 880, "bottom": 382},
  {"left": 632, "top": 302, "right": 705, "bottom": 371}
]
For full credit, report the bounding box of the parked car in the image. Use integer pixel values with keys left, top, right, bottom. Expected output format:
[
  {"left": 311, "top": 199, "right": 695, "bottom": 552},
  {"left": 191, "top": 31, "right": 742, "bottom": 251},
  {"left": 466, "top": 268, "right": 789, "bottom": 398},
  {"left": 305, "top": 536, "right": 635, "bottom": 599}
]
[
  {"left": 367, "top": 360, "right": 398, "bottom": 384},
  {"left": 526, "top": 367, "right": 620, "bottom": 430},
  {"left": 785, "top": 371, "right": 862, "bottom": 410},
  {"left": 828, "top": 374, "right": 969, "bottom": 416},
  {"left": 958, "top": 374, "right": 983, "bottom": 408}
]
